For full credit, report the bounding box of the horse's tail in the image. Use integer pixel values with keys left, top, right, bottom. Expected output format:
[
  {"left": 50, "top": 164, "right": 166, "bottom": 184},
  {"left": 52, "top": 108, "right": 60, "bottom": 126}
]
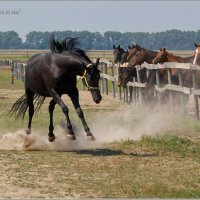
[{"left": 9, "top": 94, "right": 46, "bottom": 119}]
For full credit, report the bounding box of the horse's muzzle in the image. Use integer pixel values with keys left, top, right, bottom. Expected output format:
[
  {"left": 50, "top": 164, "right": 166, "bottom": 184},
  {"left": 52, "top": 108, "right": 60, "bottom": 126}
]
[{"left": 91, "top": 90, "right": 102, "bottom": 104}]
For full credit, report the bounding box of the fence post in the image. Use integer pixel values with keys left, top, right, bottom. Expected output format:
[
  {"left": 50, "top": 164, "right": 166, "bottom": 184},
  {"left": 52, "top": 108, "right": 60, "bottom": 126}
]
[
  {"left": 129, "top": 86, "right": 133, "bottom": 104},
  {"left": 101, "top": 64, "right": 105, "bottom": 94},
  {"left": 192, "top": 70, "right": 199, "bottom": 120},
  {"left": 136, "top": 68, "right": 143, "bottom": 105},
  {"left": 117, "top": 63, "right": 122, "bottom": 101},
  {"left": 123, "top": 86, "right": 128, "bottom": 103},
  {"left": 104, "top": 64, "right": 108, "bottom": 95},
  {"left": 167, "top": 68, "right": 174, "bottom": 113},
  {"left": 11, "top": 63, "right": 14, "bottom": 85},
  {"left": 155, "top": 69, "right": 162, "bottom": 110},
  {"left": 178, "top": 69, "right": 186, "bottom": 115},
  {"left": 110, "top": 63, "right": 115, "bottom": 98}
]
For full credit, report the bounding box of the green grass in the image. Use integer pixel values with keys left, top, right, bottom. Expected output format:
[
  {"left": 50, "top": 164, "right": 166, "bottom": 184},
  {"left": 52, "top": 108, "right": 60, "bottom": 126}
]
[{"left": 0, "top": 71, "right": 24, "bottom": 89}]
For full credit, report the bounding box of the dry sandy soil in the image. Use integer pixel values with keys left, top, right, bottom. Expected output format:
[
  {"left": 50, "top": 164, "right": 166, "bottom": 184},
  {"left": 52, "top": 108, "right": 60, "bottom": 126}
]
[{"left": 0, "top": 89, "right": 200, "bottom": 198}]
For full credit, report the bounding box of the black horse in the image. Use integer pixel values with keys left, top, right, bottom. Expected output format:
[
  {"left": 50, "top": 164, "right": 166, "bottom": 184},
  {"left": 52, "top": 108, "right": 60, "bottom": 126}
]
[
  {"left": 9, "top": 35, "right": 102, "bottom": 142},
  {"left": 113, "top": 45, "right": 125, "bottom": 64}
]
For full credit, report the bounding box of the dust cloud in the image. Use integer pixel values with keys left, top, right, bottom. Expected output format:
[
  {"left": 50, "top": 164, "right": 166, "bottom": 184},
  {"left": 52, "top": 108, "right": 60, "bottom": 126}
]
[{"left": 0, "top": 106, "right": 178, "bottom": 151}]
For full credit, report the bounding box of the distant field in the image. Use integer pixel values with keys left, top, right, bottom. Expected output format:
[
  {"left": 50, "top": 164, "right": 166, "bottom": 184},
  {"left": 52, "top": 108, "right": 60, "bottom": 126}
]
[{"left": 0, "top": 50, "right": 194, "bottom": 61}]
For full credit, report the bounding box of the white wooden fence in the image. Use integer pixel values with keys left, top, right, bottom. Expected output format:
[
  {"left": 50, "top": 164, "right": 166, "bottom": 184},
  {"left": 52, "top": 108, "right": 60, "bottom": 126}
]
[{"left": 98, "top": 61, "right": 200, "bottom": 120}]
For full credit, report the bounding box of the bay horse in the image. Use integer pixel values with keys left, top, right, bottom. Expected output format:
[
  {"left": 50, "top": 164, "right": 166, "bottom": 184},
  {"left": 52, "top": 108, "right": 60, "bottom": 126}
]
[
  {"left": 9, "top": 35, "right": 102, "bottom": 142},
  {"left": 126, "top": 44, "right": 146, "bottom": 62},
  {"left": 118, "top": 49, "right": 157, "bottom": 87},
  {"left": 117, "top": 49, "right": 158, "bottom": 104}
]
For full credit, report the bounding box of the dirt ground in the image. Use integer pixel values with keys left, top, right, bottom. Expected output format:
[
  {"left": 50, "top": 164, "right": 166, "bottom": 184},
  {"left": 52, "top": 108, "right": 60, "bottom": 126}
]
[{"left": 1, "top": 89, "right": 200, "bottom": 198}]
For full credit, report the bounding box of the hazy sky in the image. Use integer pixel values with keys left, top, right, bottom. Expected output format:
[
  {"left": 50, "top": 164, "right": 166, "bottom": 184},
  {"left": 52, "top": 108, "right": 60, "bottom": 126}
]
[{"left": 0, "top": 1, "right": 199, "bottom": 41}]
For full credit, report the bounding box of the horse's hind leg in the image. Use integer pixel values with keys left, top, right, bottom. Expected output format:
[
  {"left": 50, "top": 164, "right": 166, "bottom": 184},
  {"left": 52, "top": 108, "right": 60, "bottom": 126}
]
[
  {"left": 68, "top": 88, "right": 96, "bottom": 141},
  {"left": 50, "top": 89, "right": 76, "bottom": 140},
  {"left": 48, "top": 99, "right": 56, "bottom": 142},
  {"left": 26, "top": 89, "right": 34, "bottom": 134}
]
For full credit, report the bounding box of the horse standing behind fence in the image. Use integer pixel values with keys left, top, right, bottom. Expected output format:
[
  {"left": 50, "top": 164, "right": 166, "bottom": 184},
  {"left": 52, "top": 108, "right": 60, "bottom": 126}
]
[
  {"left": 113, "top": 45, "right": 125, "bottom": 64},
  {"left": 9, "top": 35, "right": 102, "bottom": 142},
  {"left": 152, "top": 48, "right": 194, "bottom": 87},
  {"left": 118, "top": 49, "right": 158, "bottom": 87}
]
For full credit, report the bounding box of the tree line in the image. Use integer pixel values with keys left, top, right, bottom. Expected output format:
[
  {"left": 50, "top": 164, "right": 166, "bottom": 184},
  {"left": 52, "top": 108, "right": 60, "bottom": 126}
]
[{"left": 1, "top": 29, "right": 200, "bottom": 50}]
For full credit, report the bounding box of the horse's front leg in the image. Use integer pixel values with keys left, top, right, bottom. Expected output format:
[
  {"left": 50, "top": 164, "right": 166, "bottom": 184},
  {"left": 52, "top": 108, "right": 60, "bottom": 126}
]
[
  {"left": 26, "top": 88, "right": 34, "bottom": 135},
  {"left": 48, "top": 99, "right": 56, "bottom": 142},
  {"left": 68, "top": 88, "right": 96, "bottom": 141},
  {"left": 50, "top": 89, "right": 76, "bottom": 140}
]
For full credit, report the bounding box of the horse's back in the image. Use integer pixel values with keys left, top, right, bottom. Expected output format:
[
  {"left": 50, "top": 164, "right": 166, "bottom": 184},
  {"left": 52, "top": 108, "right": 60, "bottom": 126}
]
[{"left": 25, "top": 53, "right": 53, "bottom": 96}]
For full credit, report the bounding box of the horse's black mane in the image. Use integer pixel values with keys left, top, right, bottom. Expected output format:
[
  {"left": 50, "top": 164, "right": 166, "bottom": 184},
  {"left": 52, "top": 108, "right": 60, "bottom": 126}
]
[{"left": 49, "top": 33, "right": 91, "bottom": 63}]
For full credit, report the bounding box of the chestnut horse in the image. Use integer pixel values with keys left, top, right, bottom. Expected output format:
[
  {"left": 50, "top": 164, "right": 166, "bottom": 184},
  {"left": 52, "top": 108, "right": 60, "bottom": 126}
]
[
  {"left": 190, "top": 42, "right": 200, "bottom": 88},
  {"left": 152, "top": 48, "right": 194, "bottom": 86}
]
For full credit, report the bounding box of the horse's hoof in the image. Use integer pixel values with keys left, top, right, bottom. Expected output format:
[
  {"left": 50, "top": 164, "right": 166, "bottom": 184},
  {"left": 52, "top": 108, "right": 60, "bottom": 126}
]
[
  {"left": 67, "top": 134, "right": 76, "bottom": 140},
  {"left": 87, "top": 135, "right": 96, "bottom": 141},
  {"left": 26, "top": 129, "right": 31, "bottom": 135},
  {"left": 48, "top": 135, "right": 55, "bottom": 142}
]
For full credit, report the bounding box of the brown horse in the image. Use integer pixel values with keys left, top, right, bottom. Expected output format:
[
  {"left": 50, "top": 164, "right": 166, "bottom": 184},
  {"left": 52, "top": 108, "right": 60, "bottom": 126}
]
[
  {"left": 118, "top": 49, "right": 157, "bottom": 87},
  {"left": 152, "top": 48, "right": 194, "bottom": 86},
  {"left": 152, "top": 48, "right": 194, "bottom": 64},
  {"left": 189, "top": 42, "right": 200, "bottom": 88},
  {"left": 193, "top": 42, "right": 200, "bottom": 66},
  {"left": 127, "top": 44, "right": 145, "bottom": 62}
]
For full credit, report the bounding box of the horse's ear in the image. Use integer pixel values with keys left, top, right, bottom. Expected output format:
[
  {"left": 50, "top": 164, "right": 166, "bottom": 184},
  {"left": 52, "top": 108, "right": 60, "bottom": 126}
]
[
  {"left": 163, "top": 48, "right": 166, "bottom": 51},
  {"left": 113, "top": 45, "right": 116, "bottom": 49},
  {"left": 128, "top": 45, "right": 132, "bottom": 50},
  {"left": 160, "top": 48, "right": 162, "bottom": 51},
  {"left": 118, "top": 45, "right": 120, "bottom": 49},
  {"left": 132, "top": 44, "right": 135, "bottom": 48},
  {"left": 95, "top": 58, "right": 100, "bottom": 67},
  {"left": 194, "top": 42, "right": 198, "bottom": 47},
  {"left": 82, "top": 62, "right": 89, "bottom": 71}
]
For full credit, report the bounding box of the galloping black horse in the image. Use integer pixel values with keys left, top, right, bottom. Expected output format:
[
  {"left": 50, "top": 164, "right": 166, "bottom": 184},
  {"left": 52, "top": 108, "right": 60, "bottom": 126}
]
[{"left": 9, "top": 35, "right": 102, "bottom": 142}]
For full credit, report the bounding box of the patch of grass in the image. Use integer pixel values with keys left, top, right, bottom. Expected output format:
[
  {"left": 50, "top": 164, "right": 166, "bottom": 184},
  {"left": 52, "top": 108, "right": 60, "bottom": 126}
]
[
  {"left": 138, "top": 134, "right": 200, "bottom": 157},
  {"left": 0, "top": 71, "right": 24, "bottom": 89}
]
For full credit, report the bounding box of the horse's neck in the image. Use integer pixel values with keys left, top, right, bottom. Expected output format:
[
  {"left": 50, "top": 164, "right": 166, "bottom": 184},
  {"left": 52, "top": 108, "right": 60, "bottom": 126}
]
[
  {"left": 145, "top": 50, "right": 157, "bottom": 63},
  {"left": 167, "top": 53, "right": 181, "bottom": 62},
  {"left": 168, "top": 54, "right": 193, "bottom": 63}
]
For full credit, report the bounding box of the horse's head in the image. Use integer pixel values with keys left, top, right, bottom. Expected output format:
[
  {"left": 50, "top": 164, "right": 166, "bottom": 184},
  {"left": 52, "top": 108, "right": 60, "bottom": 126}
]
[
  {"left": 128, "top": 50, "right": 147, "bottom": 66},
  {"left": 121, "top": 50, "right": 129, "bottom": 65},
  {"left": 82, "top": 58, "right": 102, "bottom": 104},
  {"left": 193, "top": 42, "right": 200, "bottom": 66},
  {"left": 117, "top": 67, "right": 136, "bottom": 88},
  {"left": 152, "top": 48, "right": 168, "bottom": 64},
  {"left": 113, "top": 45, "right": 125, "bottom": 64},
  {"left": 127, "top": 44, "right": 145, "bottom": 61}
]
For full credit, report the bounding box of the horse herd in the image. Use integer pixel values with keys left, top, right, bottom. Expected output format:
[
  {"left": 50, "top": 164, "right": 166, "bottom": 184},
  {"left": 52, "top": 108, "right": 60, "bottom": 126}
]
[
  {"left": 113, "top": 43, "right": 200, "bottom": 88},
  {"left": 113, "top": 43, "right": 200, "bottom": 104}
]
